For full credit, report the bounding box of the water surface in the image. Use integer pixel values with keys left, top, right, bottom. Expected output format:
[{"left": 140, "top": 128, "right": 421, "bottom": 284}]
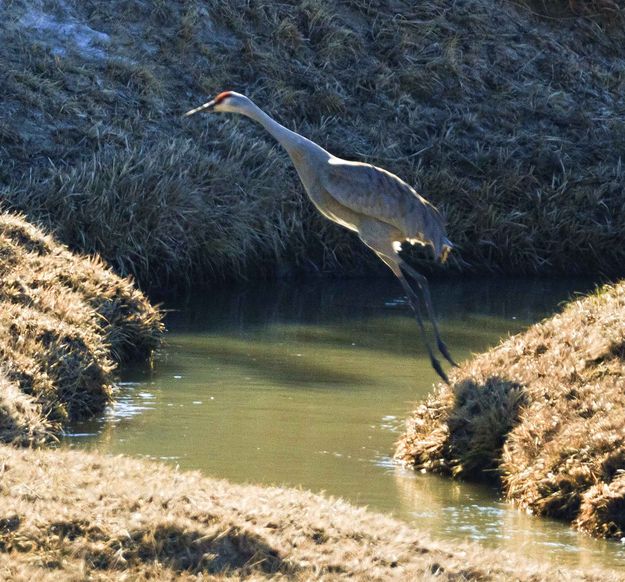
[{"left": 65, "top": 277, "right": 625, "bottom": 571}]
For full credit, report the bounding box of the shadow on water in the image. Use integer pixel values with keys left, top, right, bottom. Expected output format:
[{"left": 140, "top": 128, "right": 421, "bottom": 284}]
[
  {"left": 163, "top": 275, "right": 596, "bottom": 331},
  {"left": 64, "top": 275, "right": 625, "bottom": 571},
  {"left": 169, "top": 336, "right": 374, "bottom": 387}
]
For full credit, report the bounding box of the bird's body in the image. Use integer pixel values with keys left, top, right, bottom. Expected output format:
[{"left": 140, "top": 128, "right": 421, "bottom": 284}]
[
  {"left": 185, "top": 92, "right": 456, "bottom": 382},
  {"left": 310, "top": 157, "right": 452, "bottom": 261}
]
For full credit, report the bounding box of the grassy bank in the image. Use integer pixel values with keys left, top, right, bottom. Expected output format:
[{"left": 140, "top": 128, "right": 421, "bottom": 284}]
[
  {"left": 0, "top": 211, "right": 162, "bottom": 444},
  {"left": 0, "top": 444, "right": 619, "bottom": 581},
  {"left": 1, "top": 1, "right": 625, "bottom": 289},
  {"left": 396, "top": 280, "right": 625, "bottom": 539}
]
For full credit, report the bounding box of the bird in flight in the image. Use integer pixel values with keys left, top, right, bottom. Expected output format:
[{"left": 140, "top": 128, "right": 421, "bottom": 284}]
[{"left": 186, "top": 91, "right": 457, "bottom": 383}]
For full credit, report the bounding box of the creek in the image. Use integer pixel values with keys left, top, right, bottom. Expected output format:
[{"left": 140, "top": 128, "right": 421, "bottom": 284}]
[{"left": 65, "top": 277, "right": 625, "bottom": 570}]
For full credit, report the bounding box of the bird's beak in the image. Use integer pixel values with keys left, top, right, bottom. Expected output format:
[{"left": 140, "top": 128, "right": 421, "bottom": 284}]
[{"left": 184, "top": 99, "right": 216, "bottom": 117}]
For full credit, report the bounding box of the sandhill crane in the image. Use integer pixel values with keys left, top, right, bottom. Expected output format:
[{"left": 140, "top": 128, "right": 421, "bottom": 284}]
[{"left": 185, "top": 91, "right": 457, "bottom": 383}]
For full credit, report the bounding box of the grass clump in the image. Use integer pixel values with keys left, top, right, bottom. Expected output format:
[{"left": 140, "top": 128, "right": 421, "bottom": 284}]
[
  {"left": 1, "top": 0, "right": 625, "bottom": 288},
  {"left": 396, "top": 280, "right": 625, "bottom": 539},
  {"left": 0, "top": 444, "right": 616, "bottom": 581},
  {"left": 0, "top": 211, "right": 163, "bottom": 444},
  {"left": 0, "top": 372, "right": 49, "bottom": 447}
]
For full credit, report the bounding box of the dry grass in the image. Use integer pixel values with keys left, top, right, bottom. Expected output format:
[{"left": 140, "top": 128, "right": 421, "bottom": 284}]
[
  {"left": 0, "top": 211, "right": 163, "bottom": 444},
  {"left": 0, "top": 372, "right": 49, "bottom": 447},
  {"left": 396, "top": 279, "right": 625, "bottom": 539},
  {"left": 0, "top": 444, "right": 618, "bottom": 581},
  {"left": 0, "top": 0, "right": 624, "bottom": 289}
]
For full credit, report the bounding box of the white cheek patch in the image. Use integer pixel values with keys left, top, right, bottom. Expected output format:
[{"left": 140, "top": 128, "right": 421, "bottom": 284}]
[{"left": 392, "top": 241, "right": 403, "bottom": 253}]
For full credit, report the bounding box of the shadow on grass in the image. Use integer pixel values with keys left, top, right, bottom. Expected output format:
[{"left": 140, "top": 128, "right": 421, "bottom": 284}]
[
  {"left": 445, "top": 376, "right": 528, "bottom": 479},
  {"left": 397, "top": 375, "right": 527, "bottom": 482},
  {"left": 82, "top": 522, "right": 299, "bottom": 576}
]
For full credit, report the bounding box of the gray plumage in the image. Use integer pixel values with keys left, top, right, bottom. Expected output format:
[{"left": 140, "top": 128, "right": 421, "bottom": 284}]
[
  {"left": 320, "top": 158, "right": 452, "bottom": 262},
  {"left": 185, "top": 92, "right": 457, "bottom": 383}
]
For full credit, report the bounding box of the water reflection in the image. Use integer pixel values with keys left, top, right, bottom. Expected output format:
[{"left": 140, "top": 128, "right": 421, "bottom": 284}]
[
  {"left": 64, "top": 276, "right": 625, "bottom": 570},
  {"left": 391, "top": 465, "right": 623, "bottom": 570}
]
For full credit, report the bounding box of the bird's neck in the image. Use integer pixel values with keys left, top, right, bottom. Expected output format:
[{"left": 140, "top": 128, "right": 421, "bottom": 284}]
[{"left": 240, "top": 103, "right": 329, "bottom": 162}]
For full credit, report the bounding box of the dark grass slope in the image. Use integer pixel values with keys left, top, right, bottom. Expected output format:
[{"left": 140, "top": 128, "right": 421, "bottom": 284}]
[{"left": 1, "top": 0, "right": 625, "bottom": 290}]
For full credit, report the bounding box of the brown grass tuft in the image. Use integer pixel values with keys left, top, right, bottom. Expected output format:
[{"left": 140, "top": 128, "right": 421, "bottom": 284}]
[
  {"left": 396, "top": 280, "right": 625, "bottom": 539},
  {"left": 0, "top": 211, "right": 163, "bottom": 444},
  {"left": 397, "top": 376, "right": 527, "bottom": 478},
  {"left": 0, "top": 372, "right": 49, "bottom": 447},
  {"left": 577, "top": 473, "right": 625, "bottom": 539}
]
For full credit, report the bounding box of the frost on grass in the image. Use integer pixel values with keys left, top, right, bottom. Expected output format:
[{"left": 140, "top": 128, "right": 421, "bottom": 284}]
[{"left": 18, "top": 1, "right": 110, "bottom": 59}]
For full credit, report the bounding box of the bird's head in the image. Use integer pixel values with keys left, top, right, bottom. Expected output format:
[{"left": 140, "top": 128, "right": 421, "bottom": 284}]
[{"left": 184, "top": 91, "right": 251, "bottom": 117}]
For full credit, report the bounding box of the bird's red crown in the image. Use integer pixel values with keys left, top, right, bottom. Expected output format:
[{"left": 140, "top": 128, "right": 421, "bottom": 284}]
[{"left": 213, "top": 91, "right": 233, "bottom": 104}]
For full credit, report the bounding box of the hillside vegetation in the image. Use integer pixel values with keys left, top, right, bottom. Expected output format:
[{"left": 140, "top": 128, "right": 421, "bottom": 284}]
[
  {"left": 1, "top": 0, "right": 624, "bottom": 289},
  {"left": 396, "top": 280, "right": 625, "bottom": 540}
]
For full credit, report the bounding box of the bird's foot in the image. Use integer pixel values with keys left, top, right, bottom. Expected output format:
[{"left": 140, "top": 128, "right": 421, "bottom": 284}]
[
  {"left": 437, "top": 339, "right": 458, "bottom": 368},
  {"left": 430, "top": 356, "right": 450, "bottom": 385}
]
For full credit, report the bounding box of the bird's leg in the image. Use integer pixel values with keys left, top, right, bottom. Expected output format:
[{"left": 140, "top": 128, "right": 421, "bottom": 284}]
[
  {"left": 358, "top": 228, "right": 451, "bottom": 383},
  {"left": 399, "top": 262, "right": 458, "bottom": 368},
  {"left": 395, "top": 274, "right": 449, "bottom": 384}
]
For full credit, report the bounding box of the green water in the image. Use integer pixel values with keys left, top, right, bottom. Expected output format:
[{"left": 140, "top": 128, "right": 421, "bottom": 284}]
[{"left": 65, "top": 277, "right": 625, "bottom": 571}]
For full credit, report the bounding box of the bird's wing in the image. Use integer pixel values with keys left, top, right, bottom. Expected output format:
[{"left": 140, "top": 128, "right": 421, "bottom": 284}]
[{"left": 321, "top": 158, "right": 440, "bottom": 227}]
